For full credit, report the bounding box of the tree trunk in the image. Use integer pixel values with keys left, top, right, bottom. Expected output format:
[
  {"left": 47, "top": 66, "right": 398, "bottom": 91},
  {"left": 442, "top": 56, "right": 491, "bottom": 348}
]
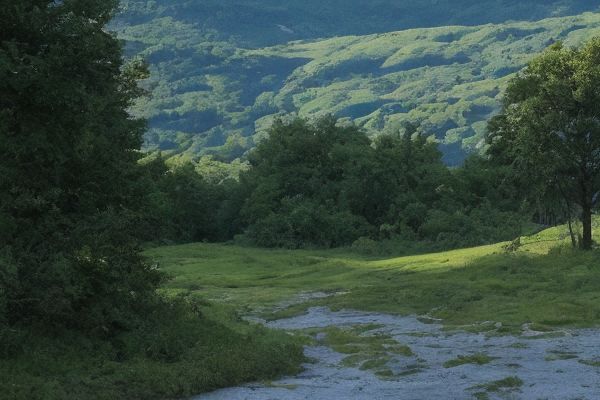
[
  {"left": 557, "top": 180, "right": 577, "bottom": 248},
  {"left": 567, "top": 217, "right": 577, "bottom": 249},
  {"left": 581, "top": 203, "right": 593, "bottom": 250},
  {"left": 578, "top": 173, "right": 594, "bottom": 250}
]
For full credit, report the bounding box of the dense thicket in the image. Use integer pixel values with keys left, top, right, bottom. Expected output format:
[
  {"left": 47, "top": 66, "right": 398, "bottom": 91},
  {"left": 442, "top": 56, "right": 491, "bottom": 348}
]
[
  {"left": 239, "top": 118, "right": 527, "bottom": 249},
  {"left": 0, "top": 0, "right": 162, "bottom": 336},
  {"left": 142, "top": 117, "right": 528, "bottom": 250},
  {"left": 135, "top": 155, "right": 245, "bottom": 243}
]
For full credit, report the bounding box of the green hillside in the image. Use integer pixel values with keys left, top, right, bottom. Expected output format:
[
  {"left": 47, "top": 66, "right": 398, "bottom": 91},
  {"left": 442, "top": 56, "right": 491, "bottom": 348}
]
[
  {"left": 116, "top": 0, "right": 595, "bottom": 47},
  {"left": 116, "top": 12, "right": 600, "bottom": 164}
]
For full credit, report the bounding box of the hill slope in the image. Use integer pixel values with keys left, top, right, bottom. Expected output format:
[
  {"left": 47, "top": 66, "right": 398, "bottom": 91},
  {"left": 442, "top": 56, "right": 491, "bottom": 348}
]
[
  {"left": 113, "top": 3, "right": 600, "bottom": 164},
  {"left": 116, "top": 1, "right": 597, "bottom": 47}
]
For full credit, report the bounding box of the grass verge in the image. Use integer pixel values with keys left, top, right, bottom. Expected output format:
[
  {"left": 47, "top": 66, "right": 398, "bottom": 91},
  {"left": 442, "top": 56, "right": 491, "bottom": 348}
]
[
  {"left": 147, "top": 221, "right": 600, "bottom": 330},
  {"left": 0, "top": 297, "right": 305, "bottom": 400}
]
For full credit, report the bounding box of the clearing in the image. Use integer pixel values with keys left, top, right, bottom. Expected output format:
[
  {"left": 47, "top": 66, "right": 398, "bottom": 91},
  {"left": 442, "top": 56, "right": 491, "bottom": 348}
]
[{"left": 145, "top": 222, "right": 600, "bottom": 399}]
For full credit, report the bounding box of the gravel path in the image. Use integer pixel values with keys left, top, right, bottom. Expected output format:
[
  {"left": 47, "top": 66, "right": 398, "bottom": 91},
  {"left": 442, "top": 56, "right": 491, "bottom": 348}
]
[{"left": 195, "top": 307, "right": 600, "bottom": 400}]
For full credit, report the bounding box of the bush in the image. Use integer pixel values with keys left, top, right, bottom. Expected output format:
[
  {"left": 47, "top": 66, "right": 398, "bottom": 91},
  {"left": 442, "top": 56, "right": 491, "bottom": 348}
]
[
  {"left": 0, "top": 297, "right": 306, "bottom": 400},
  {"left": 2, "top": 209, "right": 165, "bottom": 336},
  {"left": 351, "top": 237, "right": 381, "bottom": 256},
  {"left": 137, "top": 157, "right": 246, "bottom": 244},
  {"left": 419, "top": 206, "right": 525, "bottom": 248},
  {"left": 247, "top": 197, "right": 371, "bottom": 248}
]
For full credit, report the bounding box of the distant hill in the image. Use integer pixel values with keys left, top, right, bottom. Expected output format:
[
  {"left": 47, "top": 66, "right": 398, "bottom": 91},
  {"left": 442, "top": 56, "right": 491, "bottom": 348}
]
[
  {"left": 112, "top": 1, "right": 600, "bottom": 164},
  {"left": 115, "top": 1, "right": 596, "bottom": 47}
]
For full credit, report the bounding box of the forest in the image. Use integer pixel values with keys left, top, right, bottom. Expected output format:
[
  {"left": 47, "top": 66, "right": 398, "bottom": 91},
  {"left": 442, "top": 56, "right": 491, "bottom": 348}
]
[
  {"left": 2, "top": 1, "right": 600, "bottom": 400},
  {"left": 112, "top": 1, "right": 600, "bottom": 165}
]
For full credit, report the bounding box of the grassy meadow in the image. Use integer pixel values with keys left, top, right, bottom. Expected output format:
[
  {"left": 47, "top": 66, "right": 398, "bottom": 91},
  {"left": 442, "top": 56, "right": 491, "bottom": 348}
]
[
  {"left": 5, "top": 224, "right": 600, "bottom": 400},
  {"left": 147, "top": 221, "right": 600, "bottom": 332}
]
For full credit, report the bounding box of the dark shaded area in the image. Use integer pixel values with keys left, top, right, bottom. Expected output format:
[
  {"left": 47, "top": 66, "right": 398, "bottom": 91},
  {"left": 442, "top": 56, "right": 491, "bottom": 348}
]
[
  {"left": 337, "top": 100, "right": 390, "bottom": 118},
  {"left": 494, "top": 27, "right": 547, "bottom": 41},
  {"left": 116, "top": 0, "right": 600, "bottom": 47},
  {"left": 149, "top": 109, "right": 223, "bottom": 133},
  {"left": 440, "top": 141, "right": 468, "bottom": 166},
  {"left": 383, "top": 53, "right": 472, "bottom": 73},
  {"left": 234, "top": 56, "right": 311, "bottom": 106}
]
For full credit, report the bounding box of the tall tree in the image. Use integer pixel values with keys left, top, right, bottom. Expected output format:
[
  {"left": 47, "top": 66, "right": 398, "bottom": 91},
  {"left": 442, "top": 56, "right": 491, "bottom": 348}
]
[
  {"left": 488, "top": 39, "right": 600, "bottom": 250},
  {"left": 240, "top": 117, "right": 373, "bottom": 248},
  {"left": 0, "top": 0, "right": 162, "bottom": 334}
]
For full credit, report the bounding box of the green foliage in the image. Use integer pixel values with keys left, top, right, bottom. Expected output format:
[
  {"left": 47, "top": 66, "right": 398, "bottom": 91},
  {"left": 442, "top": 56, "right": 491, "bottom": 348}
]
[
  {"left": 238, "top": 117, "right": 526, "bottom": 248},
  {"left": 239, "top": 117, "right": 374, "bottom": 247},
  {"left": 111, "top": 6, "right": 600, "bottom": 164},
  {"left": 471, "top": 376, "right": 524, "bottom": 393},
  {"left": 443, "top": 353, "right": 496, "bottom": 368},
  {"left": 488, "top": 38, "right": 600, "bottom": 249},
  {"left": 136, "top": 154, "right": 246, "bottom": 243},
  {"left": 148, "top": 221, "right": 600, "bottom": 329},
  {"left": 247, "top": 198, "right": 372, "bottom": 248},
  {"left": 0, "top": 0, "right": 163, "bottom": 334},
  {"left": 303, "top": 324, "right": 412, "bottom": 377},
  {"left": 0, "top": 297, "right": 305, "bottom": 400},
  {"left": 579, "top": 359, "right": 600, "bottom": 367},
  {"left": 194, "top": 155, "right": 250, "bottom": 184}
]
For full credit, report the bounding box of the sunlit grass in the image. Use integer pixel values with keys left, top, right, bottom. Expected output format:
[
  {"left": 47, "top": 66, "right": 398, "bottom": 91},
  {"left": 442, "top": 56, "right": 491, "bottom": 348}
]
[{"left": 147, "top": 219, "right": 600, "bottom": 329}]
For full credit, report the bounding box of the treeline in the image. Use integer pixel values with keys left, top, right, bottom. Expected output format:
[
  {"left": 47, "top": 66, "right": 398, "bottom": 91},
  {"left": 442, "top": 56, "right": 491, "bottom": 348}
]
[{"left": 139, "top": 117, "right": 528, "bottom": 251}]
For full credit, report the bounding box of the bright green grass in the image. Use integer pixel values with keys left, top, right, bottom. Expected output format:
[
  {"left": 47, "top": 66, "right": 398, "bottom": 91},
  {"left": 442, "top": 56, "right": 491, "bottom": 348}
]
[{"left": 146, "top": 221, "right": 600, "bottom": 330}]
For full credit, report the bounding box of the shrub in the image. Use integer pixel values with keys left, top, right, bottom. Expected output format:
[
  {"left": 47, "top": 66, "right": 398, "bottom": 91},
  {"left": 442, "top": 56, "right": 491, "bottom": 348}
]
[
  {"left": 351, "top": 237, "right": 381, "bottom": 256},
  {"left": 248, "top": 197, "right": 371, "bottom": 248}
]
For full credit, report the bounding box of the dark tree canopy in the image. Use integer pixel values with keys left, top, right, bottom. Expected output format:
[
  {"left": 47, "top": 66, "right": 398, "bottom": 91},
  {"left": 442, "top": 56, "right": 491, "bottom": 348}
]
[
  {"left": 0, "top": 0, "right": 161, "bottom": 334},
  {"left": 236, "top": 117, "right": 524, "bottom": 249},
  {"left": 488, "top": 39, "right": 600, "bottom": 249}
]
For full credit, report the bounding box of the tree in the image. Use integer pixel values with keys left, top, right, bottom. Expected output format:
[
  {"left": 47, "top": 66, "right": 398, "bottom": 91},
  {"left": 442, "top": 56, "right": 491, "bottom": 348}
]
[
  {"left": 368, "top": 124, "right": 451, "bottom": 237},
  {"left": 240, "top": 117, "right": 373, "bottom": 247},
  {"left": 488, "top": 39, "right": 600, "bottom": 250},
  {"left": 0, "top": 0, "right": 162, "bottom": 334}
]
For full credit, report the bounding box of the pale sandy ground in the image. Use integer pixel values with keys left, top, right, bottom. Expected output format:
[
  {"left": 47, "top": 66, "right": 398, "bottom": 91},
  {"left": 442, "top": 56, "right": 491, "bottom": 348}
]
[{"left": 195, "top": 306, "right": 600, "bottom": 400}]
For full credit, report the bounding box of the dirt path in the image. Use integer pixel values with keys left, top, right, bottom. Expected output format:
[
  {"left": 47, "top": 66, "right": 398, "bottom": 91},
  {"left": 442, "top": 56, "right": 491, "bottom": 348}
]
[{"left": 195, "top": 307, "right": 600, "bottom": 400}]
